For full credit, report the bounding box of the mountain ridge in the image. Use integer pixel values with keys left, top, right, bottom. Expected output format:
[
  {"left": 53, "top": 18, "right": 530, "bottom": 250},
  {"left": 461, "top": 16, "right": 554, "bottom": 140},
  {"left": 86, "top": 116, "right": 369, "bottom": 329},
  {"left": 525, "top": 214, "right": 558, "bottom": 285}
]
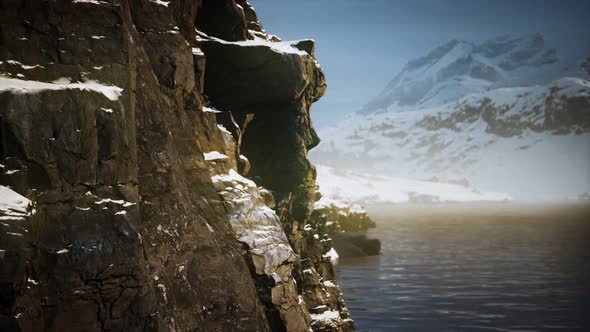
[{"left": 360, "top": 33, "right": 579, "bottom": 114}]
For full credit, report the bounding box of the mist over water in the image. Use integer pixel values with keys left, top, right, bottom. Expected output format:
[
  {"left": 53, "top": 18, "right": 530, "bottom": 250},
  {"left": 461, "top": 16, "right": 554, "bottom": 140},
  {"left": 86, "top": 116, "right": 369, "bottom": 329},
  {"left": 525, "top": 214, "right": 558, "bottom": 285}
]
[{"left": 337, "top": 203, "right": 590, "bottom": 331}]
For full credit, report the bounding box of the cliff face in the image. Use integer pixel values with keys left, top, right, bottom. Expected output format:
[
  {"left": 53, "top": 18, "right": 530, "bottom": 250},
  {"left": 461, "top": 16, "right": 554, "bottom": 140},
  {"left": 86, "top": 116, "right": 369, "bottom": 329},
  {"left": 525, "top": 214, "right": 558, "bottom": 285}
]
[{"left": 0, "top": 1, "right": 352, "bottom": 331}]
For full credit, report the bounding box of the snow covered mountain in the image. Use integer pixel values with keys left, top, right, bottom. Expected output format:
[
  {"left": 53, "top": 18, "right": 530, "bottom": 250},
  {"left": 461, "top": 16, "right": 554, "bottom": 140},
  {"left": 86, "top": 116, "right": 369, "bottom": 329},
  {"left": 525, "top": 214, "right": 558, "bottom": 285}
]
[
  {"left": 311, "top": 34, "right": 590, "bottom": 202},
  {"left": 360, "top": 34, "right": 584, "bottom": 113}
]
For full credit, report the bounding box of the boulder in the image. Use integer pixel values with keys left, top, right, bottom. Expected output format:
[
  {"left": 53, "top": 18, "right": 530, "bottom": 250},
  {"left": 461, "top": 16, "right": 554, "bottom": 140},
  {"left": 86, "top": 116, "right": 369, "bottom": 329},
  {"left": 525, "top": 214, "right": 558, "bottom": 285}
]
[{"left": 333, "top": 233, "right": 381, "bottom": 258}]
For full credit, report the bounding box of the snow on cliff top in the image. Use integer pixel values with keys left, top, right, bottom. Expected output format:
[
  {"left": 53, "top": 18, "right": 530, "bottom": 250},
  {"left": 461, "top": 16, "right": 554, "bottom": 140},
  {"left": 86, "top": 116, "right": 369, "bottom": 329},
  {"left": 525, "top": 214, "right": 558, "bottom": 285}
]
[
  {"left": 234, "top": 39, "right": 308, "bottom": 55},
  {"left": 196, "top": 30, "right": 308, "bottom": 56}
]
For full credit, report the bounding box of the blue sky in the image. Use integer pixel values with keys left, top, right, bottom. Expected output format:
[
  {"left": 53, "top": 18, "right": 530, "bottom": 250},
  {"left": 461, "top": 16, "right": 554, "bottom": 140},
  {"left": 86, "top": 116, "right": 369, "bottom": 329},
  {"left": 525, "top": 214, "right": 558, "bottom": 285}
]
[{"left": 252, "top": 0, "right": 590, "bottom": 127}]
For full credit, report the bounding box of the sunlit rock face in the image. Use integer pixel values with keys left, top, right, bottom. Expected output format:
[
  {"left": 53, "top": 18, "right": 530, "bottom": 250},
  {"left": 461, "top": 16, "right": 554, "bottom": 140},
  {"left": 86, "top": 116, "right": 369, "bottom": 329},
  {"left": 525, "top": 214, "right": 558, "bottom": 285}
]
[
  {"left": 205, "top": 145, "right": 310, "bottom": 332},
  {"left": 1, "top": 0, "right": 352, "bottom": 331}
]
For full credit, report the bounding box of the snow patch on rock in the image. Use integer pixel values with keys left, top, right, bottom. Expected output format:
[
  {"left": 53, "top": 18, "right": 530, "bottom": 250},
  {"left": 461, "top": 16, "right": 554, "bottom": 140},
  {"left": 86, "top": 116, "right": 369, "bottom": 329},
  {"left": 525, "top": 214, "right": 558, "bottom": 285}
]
[
  {"left": 0, "top": 186, "right": 32, "bottom": 221},
  {"left": 211, "top": 169, "right": 295, "bottom": 275},
  {"left": 0, "top": 76, "right": 123, "bottom": 101}
]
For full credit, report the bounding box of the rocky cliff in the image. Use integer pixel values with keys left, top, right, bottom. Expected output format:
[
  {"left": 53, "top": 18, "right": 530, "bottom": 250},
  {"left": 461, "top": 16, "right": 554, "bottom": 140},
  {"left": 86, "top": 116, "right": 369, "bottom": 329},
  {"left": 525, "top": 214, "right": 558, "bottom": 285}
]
[{"left": 0, "top": 1, "right": 352, "bottom": 331}]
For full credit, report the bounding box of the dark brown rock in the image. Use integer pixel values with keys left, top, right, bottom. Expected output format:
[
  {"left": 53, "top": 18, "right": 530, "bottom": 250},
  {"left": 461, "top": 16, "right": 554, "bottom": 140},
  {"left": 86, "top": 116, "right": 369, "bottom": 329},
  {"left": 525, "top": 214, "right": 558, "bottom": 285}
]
[
  {"left": 333, "top": 233, "right": 381, "bottom": 258},
  {"left": 196, "top": 0, "right": 248, "bottom": 42},
  {"left": 0, "top": 1, "right": 268, "bottom": 331},
  {"left": 0, "top": 1, "right": 354, "bottom": 331}
]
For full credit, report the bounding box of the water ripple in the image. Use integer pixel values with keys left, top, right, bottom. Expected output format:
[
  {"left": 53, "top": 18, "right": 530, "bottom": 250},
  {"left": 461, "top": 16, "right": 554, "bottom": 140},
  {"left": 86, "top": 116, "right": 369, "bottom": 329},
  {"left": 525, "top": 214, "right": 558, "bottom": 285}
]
[{"left": 336, "top": 205, "right": 590, "bottom": 331}]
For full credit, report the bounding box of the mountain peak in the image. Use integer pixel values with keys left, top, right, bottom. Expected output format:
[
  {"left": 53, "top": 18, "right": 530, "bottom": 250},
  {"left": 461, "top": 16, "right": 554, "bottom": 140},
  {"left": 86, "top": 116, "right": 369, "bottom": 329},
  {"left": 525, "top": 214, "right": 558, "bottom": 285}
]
[
  {"left": 404, "top": 39, "right": 473, "bottom": 72},
  {"left": 361, "top": 33, "right": 559, "bottom": 114}
]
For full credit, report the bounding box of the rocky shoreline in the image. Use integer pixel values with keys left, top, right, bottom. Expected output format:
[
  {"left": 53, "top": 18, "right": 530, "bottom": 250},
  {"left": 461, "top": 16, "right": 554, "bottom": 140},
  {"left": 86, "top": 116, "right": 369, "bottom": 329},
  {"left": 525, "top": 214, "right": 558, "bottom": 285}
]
[{"left": 313, "top": 198, "right": 381, "bottom": 259}]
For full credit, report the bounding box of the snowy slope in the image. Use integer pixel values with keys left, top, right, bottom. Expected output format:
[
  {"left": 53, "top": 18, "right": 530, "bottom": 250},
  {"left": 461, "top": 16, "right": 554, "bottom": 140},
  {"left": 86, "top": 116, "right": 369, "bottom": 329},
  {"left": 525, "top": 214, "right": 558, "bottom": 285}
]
[
  {"left": 360, "top": 34, "right": 586, "bottom": 113},
  {"left": 312, "top": 78, "right": 590, "bottom": 201},
  {"left": 315, "top": 165, "right": 511, "bottom": 205}
]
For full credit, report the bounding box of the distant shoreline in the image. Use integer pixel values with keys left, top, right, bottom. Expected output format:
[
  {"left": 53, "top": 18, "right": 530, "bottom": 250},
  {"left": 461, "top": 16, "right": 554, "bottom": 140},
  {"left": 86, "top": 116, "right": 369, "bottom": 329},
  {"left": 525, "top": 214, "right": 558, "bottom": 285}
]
[{"left": 365, "top": 200, "right": 590, "bottom": 221}]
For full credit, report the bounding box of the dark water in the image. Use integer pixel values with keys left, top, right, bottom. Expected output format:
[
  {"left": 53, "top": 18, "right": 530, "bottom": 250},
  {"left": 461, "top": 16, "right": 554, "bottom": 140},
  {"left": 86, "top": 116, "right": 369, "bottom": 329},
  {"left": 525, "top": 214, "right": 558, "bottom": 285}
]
[{"left": 336, "top": 203, "right": 590, "bottom": 332}]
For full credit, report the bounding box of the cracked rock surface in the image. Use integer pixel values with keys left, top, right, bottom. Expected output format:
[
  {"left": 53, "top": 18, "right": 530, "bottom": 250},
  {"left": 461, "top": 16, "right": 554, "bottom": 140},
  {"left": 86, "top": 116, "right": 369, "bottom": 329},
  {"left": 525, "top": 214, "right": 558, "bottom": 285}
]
[{"left": 1, "top": 1, "right": 353, "bottom": 331}]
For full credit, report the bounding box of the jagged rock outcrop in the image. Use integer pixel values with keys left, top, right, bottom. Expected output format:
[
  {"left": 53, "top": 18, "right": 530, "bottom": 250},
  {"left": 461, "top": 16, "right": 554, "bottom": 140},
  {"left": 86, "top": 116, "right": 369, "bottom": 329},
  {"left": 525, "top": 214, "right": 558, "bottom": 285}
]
[
  {"left": 0, "top": 1, "right": 352, "bottom": 331},
  {"left": 196, "top": 2, "right": 352, "bottom": 330}
]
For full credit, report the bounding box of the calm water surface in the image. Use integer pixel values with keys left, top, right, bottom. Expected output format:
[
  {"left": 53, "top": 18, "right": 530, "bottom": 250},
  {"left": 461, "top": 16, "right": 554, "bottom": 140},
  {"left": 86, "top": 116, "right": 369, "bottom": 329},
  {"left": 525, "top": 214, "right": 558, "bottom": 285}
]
[{"left": 336, "top": 203, "right": 590, "bottom": 332}]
